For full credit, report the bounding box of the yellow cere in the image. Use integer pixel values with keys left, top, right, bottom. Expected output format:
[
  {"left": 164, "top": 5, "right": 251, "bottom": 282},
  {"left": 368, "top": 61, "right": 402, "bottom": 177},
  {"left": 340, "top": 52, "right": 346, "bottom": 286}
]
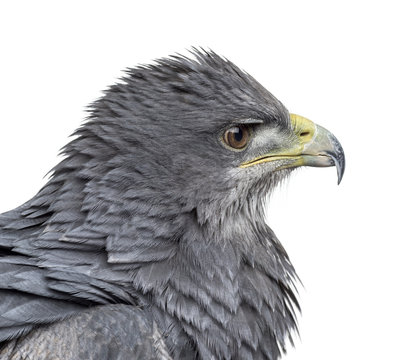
[{"left": 289, "top": 113, "right": 316, "bottom": 146}]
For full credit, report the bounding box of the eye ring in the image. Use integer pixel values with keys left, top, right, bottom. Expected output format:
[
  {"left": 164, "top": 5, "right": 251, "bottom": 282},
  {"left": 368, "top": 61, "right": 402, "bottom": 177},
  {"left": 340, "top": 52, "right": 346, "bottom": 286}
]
[{"left": 223, "top": 125, "right": 250, "bottom": 150}]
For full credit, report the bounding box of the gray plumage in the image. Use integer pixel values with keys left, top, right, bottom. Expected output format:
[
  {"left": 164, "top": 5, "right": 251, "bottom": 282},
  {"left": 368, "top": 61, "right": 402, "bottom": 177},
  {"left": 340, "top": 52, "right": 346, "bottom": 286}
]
[
  {"left": 1, "top": 305, "right": 169, "bottom": 360},
  {"left": 0, "top": 50, "right": 343, "bottom": 359}
]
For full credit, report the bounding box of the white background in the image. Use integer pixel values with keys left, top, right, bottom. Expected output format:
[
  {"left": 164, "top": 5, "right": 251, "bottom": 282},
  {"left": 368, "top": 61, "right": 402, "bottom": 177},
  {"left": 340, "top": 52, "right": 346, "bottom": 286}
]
[{"left": 0, "top": 1, "right": 412, "bottom": 359}]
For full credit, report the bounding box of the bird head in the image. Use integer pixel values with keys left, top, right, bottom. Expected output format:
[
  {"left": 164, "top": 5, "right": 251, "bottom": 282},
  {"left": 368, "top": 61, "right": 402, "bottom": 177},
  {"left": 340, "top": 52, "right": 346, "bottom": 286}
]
[{"left": 75, "top": 50, "right": 344, "bottom": 230}]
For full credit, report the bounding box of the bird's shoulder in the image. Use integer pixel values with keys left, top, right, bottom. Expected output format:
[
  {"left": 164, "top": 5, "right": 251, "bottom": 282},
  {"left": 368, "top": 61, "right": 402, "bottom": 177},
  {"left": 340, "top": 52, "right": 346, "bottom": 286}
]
[{"left": 0, "top": 304, "right": 172, "bottom": 360}]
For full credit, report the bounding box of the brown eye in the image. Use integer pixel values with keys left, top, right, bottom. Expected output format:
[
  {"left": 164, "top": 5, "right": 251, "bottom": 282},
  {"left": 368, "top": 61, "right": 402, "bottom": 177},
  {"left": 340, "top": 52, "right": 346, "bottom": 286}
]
[{"left": 223, "top": 125, "right": 250, "bottom": 149}]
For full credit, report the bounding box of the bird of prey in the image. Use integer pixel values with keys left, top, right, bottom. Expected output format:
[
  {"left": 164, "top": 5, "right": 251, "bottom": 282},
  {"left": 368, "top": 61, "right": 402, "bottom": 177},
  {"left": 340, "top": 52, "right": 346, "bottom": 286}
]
[{"left": 0, "top": 50, "right": 344, "bottom": 360}]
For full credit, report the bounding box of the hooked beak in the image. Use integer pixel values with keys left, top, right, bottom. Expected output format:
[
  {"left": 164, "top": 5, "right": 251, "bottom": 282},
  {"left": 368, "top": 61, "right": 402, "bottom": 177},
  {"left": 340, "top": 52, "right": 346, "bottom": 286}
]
[{"left": 241, "top": 114, "right": 345, "bottom": 184}]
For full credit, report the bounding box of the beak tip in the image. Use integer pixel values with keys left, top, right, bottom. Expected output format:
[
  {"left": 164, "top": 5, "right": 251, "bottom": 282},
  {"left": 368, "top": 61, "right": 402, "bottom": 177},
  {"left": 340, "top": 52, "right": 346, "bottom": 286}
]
[
  {"left": 335, "top": 157, "right": 345, "bottom": 185},
  {"left": 326, "top": 133, "right": 345, "bottom": 185}
]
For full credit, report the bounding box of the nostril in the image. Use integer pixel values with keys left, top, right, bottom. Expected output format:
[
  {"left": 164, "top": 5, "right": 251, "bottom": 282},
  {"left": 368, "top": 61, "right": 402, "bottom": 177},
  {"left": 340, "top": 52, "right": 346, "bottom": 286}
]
[{"left": 300, "top": 131, "right": 310, "bottom": 137}]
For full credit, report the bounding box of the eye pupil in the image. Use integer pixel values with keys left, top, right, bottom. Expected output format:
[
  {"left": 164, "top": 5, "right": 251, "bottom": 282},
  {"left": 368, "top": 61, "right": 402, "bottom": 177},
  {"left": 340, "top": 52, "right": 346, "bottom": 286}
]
[
  {"left": 233, "top": 128, "right": 244, "bottom": 142},
  {"left": 223, "top": 125, "right": 250, "bottom": 149}
]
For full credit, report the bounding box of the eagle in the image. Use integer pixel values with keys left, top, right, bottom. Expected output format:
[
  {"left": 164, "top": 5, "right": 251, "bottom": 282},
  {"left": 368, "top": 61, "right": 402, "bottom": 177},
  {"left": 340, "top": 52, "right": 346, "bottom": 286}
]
[{"left": 0, "top": 50, "right": 344, "bottom": 359}]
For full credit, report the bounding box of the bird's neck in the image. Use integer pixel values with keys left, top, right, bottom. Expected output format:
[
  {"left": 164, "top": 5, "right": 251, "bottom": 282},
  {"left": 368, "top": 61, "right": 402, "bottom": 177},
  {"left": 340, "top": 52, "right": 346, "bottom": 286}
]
[{"left": 133, "top": 208, "right": 299, "bottom": 360}]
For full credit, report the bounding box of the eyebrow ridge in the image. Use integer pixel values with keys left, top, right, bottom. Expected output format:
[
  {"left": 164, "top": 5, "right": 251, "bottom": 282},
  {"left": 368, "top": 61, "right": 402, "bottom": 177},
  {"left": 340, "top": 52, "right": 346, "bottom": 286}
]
[{"left": 234, "top": 118, "right": 264, "bottom": 125}]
